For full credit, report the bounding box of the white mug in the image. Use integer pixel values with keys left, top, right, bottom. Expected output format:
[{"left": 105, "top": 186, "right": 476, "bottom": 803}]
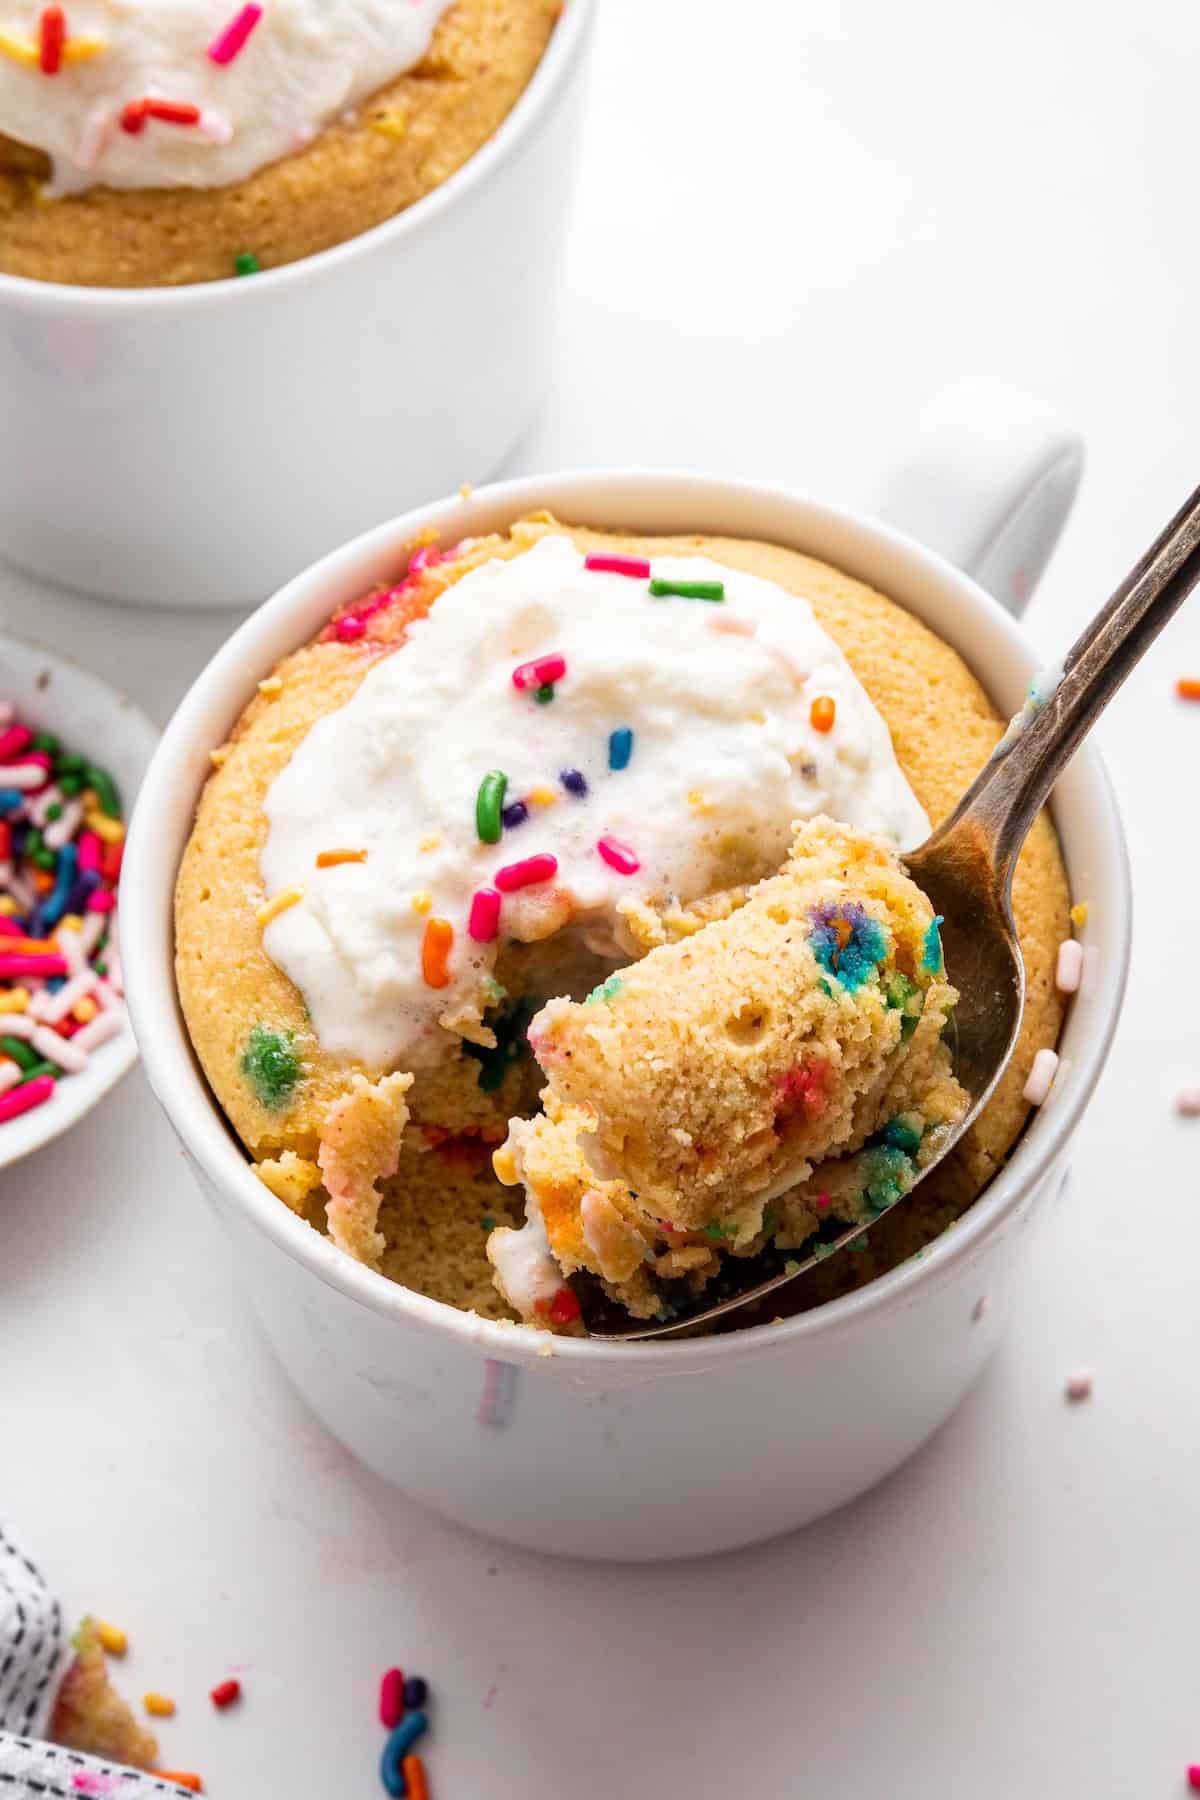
[
  {"left": 122, "top": 390, "right": 1129, "bottom": 1561},
  {"left": 0, "top": 0, "right": 595, "bottom": 612}
]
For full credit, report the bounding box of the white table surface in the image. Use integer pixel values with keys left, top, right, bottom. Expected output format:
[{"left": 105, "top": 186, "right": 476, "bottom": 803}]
[{"left": 3, "top": 2, "right": 1199, "bottom": 1795}]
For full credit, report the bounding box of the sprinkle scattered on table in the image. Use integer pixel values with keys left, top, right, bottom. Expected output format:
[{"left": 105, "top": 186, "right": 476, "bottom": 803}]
[
  {"left": 1064, "top": 1371, "right": 1093, "bottom": 1403},
  {"left": 1176, "top": 678, "right": 1200, "bottom": 700},
  {"left": 143, "top": 1690, "right": 176, "bottom": 1717},
  {"left": 1176, "top": 1086, "right": 1200, "bottom": 1117},
  {"left": 377, "top": 1669, "right": 433, "bottom": 1796},
  {"left": 209, "top": 1676, "right": 241, "bottom": 1709}
]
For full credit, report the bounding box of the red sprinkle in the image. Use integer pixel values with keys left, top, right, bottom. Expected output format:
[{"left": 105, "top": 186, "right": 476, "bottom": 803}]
[
  {"left": 209, "top": 1679, "right": 240, "bottom": 1710},
  {"left": 379, "top": 1667, "right": 404, "bottom": 1729},
  {"left": 494, "top": 854, "right": 557, "bottom": 893},
  {"left": 468, "top": 886, "right": 501, "bottom": 943},
  {"left": 512, "top": 653, "right": 566, "bottom": 692},
  {"left": 121, "top": 98, "right": 202, "bottom": 134},
  {"left": 0, "top": 725, "right": 31, "bottom": 761},
  {"left": 549, "top": 1287, "right": 581, "bottom": 1325},
  {"left": 596, "top": 834, "right": 640, "bottom": 876},
  {"left": 38, "top": 6, "right": 64, "bottom": 73},
  {"left": 584, "top": 553, "right": 651, "bottom": 579}
]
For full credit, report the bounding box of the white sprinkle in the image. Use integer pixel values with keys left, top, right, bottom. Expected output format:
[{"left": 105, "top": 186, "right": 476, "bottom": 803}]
[
  {"left": 1064, "top": 1371, "right": 1093, "bottom": 1403},
  {"left": 0, "top": 1013, "right": 35, "bottom": 1042},
  {"left": 1177, "top": 1086, "right": 1200, "bottom": 1117},
  {"left": 197, "top": 107, "right": 234, "bottom": 145},
  {"left": 72, "top": 1006, "right": 125, "bottom": 1053},
  {"left": 1055, "top": 938, "right": 1083, "bottom": 994},
  {"left": 43, "top": 800, "right": 84, "bottom": 851},
  {"left": 1023, "top": 1047, "right": 1059, "bottom": 1106},
  {"left": 28, "top": 968, "right": 98, "bottom": 1026},
  {"left": 29, "top": 1024, "right": 88, "bottom": 1073},
  {"left": 0, "top": 1060, "right": 22, "bottom": 1095},
  {"left": 0, "top": 764, "right": 46, "bottom": 790}
]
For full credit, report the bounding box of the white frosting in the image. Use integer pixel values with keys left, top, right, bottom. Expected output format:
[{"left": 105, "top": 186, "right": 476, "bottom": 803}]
[
  {"left": 0, "top": 0, "right": 452, "bottom": 192},
  {"left": 260, "top": 535, "right": 931, "bottom": 1069},
  {"left": 486, "top": 1186, "right": 561, "bottom": 1318}
]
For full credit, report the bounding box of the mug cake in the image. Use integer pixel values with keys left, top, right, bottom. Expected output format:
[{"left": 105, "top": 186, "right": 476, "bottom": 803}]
[
  {"left": 174, "top": 517, "right": 1072, "bottom": 1333},
  {"left": 0, "top": 0, "right": 560, "bottom": 285}
]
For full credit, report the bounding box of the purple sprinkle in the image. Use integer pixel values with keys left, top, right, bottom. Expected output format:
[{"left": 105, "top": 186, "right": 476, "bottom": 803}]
[
  {"left": 501, "top": 800, "right": 529, "bottom": 830},
  {"left": 559, "top": 768, "right": 588, "bottom": 798}
]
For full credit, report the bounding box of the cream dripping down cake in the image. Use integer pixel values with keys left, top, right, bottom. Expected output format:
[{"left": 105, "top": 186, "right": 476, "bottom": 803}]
[
  {"left": 174, "top": 518, "right": 1071, "bottom": 1333},
  {"left": 0, "top": 0, "right": 559, "bottom": 285}
]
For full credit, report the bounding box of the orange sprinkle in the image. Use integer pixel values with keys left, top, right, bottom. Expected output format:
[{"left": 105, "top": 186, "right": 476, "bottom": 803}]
[
  {"left": 143, "top": 1691, "right": 176, "bottom": 1717},
  {"left": 153, "top": 1776, "right": 203, "bottom": 1794},
  {"left": 1177, "top": 678, "right": 1200, "bottom": 700},
  {"left": 0, "top": 935, "right": 58, "bottom": 956},
  {"left": 402, "top": 1754, "right": 429, "bottom": 1800},
  {"left": 95, "top": 1619, "right": 127, "bottom": 1656},
  {"left": 73, "top": 996, "right": 99, "bottom": 1024},
  {"left": 315, "top": 848, "right": 368, "bottom": 868},
  {"left": 32, "top": 868, "right": 54, "bottom": 894},
  {"left": 810, "top": 695, "right": 836, "bottom": 733},
  {"left": 421, "top": 916, "right": 454, "bottom": 988},
  {"left": 256, "top": 884, "right": 304, "bottom": 927}
]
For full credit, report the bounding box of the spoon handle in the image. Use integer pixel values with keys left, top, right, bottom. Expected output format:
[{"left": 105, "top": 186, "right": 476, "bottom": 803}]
[{"left": 926, "top": 479, "right": 1200, "bottom": 889}]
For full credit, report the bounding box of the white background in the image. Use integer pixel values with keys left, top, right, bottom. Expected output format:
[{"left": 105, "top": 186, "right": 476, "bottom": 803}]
[{"left": 3, "top": 1, "right": 1199, "bottom": 1794}]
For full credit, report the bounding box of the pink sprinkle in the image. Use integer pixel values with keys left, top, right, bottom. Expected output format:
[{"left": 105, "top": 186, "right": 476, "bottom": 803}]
[
  {"left": 0, "top": 953, "right": 68, "bottom": 979},
  {"left": 336, "top": 615, "right": 367, "bottom": 641},
  {"left": 408, "top": 544, "right": 443, "bottom": 575},
  {"left": 1187, "top": 1765, "right": 1200, "bottom": 1793},
  {"left": 815, "top": 1191, "right": 831, "bottom": 1213},
  {"left": 512, "top": 653, "right": 566, "bottom": 691},
  {"left": 1064, "top": 1370, "right": 1093, "bottom": 1403},
  {"left": 379, "top": 1667, "right": 404, "bottom": 1729},
  {"left": 77, "top": 829, "right": 103, "bottom": 874},
  {"left": 596, "top": 834, "right": 639, "bottom": 876},
  {"left": 468, "top": 886, "right": 502, "bottom": 942},
  {"left": 0, "top": 917, "right": 23, "bottom": 938},
  {"left": 208, "top": 2, "right": 262, "bottom": 64},
  {"left": 584, "top": 553, "right": 651, "bottom": 579},
  {"left": 0, "top": 724, "right": 31, "bottom": 761},
  {"left": 0, "top": 1073, "right": 55, "bottom": 1123},
  {"left": 494, "top": 854, "right": 557, "bottom": 893},
  {"left": 86, "top": 888, "right": 117, "bottom": 914}
]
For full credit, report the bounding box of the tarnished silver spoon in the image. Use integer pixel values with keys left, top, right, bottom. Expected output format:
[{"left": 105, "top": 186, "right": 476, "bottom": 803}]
[{"left": 587, "top": 480, "right": 1200, "bottom": 1340}]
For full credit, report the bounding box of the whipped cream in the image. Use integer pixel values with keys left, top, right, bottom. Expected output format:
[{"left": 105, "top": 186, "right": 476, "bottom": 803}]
[
  {"left": 0, "top": 0, "right": 452, "bottom": 192},
  {"left": 259, "top": 535, "right": 931, "bottom": 1069}
]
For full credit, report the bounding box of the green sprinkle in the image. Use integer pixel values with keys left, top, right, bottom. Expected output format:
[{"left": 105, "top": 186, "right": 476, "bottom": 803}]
[
  {"left": 847, "top": 1234, "right": 870, "bottom": 1253},
  {"left": 584, "top": 973, "right": 624, "bottom": 1005},
  {"left": 648, "top": 577, "right": 725, "bottom": 603},
  {"left": 812, "top": 1241, "right": 837, "bottom": 1261},
  {"left": 17, "top": 1059, "right": 56, "bottom": 1085},
  {"left": 84, "top": 764, "right": 121, "bottom": 818},
  {"left": 480, "top": 1216, "right": 496, "bottom": 1231},
  {"left": 234, "top": 252, "right": 260, "bottom": 276},
  {"left": 93, "top": 960, "right": 107, "bottom": 976},
  {"left": 534, "top": 683, "right": 555, "bottom": 704},
  {"left": 57, "top": 774, "right": 84, "bottom": 796},
  {"left": 463, "top": 994, "right": 539, "bottom": 1093},
  {"left": 33, "top": 848, "right": 56, "bottom": 871},
  {"left": 702, "top": 1220, "right": 729, "bottom": 1242},
  {"left": 475, "top": 769, "right": 507, "bottom": 844},
  {"left": 23, "top": 829, "right": 42, "bottom": 855},
  {"left": 44, "top": 802, "right": 63, "bottom": 822},
  {"left": 54, "top": 752, "right": 85, "bottom": 775},
  {"left": 30, "top": 732, "right": 58, "bottom": 754},
  {"left": 0, "top": 1035, "right": 38, "bottom": 1071},
  {"left": 761, "top": 1206, "right": 778, "bottom": 1239},
  {"left": 877, "top": 1113, "right": 923, "bottom": 1155},
  {"left": 783, "top": 1258, "right": 802, "bottom": 1276},
  {"left": 481, "top": 976, "right": 508, "bottom": 1003},
  {"left": 241, "top": 1024, "right": 301, "bottom": 1110}
]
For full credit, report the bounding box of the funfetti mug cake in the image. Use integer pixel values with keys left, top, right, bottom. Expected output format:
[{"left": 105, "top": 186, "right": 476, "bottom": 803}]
[
  {"left": 172, "top": 515, "right": 1073, "bottom": 1334},
  {"left": 0, "top": 0, "right": 559, "bottom": 285}
]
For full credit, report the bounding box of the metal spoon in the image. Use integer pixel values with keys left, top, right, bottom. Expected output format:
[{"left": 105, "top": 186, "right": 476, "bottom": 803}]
[{"left": 586, "top": 480, "right": 1200, "bottom": 1340}]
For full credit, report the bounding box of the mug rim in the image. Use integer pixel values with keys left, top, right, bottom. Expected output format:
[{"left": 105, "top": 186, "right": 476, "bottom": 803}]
[
  {"left": 0, "top": 0, "right": 594, "bottom": 311},
  {"left": 121, "top": 468, "right": 1132, "bottom": 1372}
]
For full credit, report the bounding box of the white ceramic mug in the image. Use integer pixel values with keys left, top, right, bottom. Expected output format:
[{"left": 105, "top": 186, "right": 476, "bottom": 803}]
[
  {"left": 0, "top": 0, "right": 594, "bottom": 612},
  {"left": 122, "top": 394, "right": 1130, "bottom": 1562}
]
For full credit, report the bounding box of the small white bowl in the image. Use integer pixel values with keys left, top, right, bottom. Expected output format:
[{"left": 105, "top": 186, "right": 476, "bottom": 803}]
[{"left": 0, "top": 635, "right": 158, "bottom": 1169}]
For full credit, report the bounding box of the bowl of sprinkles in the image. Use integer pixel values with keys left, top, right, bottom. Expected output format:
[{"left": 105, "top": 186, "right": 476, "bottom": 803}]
[{"left": 0, "top": 635, "right": 157, "bottom": 1168}]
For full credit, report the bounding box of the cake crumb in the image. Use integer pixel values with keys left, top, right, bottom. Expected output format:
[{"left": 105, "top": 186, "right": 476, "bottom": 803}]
[
  {"left": 1064, "top": 1371, "right": 1093, "bottom": 1403},
  {"left": 1070, "top": 902, "right": 1089, "bottom": 928}
]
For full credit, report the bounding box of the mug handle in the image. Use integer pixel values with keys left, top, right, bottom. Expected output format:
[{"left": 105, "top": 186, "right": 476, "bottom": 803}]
[{"left": 873, "top": 378, "right": 1084, "bottom": 617}]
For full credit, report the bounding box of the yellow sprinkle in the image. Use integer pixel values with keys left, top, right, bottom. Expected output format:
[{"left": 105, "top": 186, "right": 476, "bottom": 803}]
[
  {"left": 688, "top": 790, "right": 715, "bottom": 815},
  {"left": 0, "top": 897, "right": 16, "bottom": 916},
  {"left": 256, "top": 885, "right": 304, "bottom": 928},
  {"left": 73, "top": 996, "right": 99, "bottom": 1024},
  {"left": 418, "top": 834, "right": 441, "bottom": 853},
  {"left": 1070, "top": 902, "right": 1089, "bottom": 927},
  {"left": 411, "top": 891, "right": 432, "bottom": 915},
  {"left": 84, "top": 811, "right": 125, "bottom": 845},
  {"left": 0, "top": 30, "right": 37, "bottom": 65},
  {"left": 210, "top": 747, "right": 229, "bottom": 769},
  {"left": 492, "top": 1146, "right": 517, "bottom": 1185},
  {"left": 528, "top": 786, "right": 557, "bottom": 808},
  {"left": 143, "top": 1692, "right": 175, "bottom": 1718},
  {"left": 459, "top": 482, "right": 474, "bottom": 500},
  {"left": 316, "top": 848, "right": 367, "bottom": 868},
  {"left": 56, "top": 914, "right": 83, "bottom": 933},
  {"left": 0, "top": 988, "right": 29, "bottom": 1013},
  {"left": 62, "top": 36, "right": 106, "bottom": 63},
  {"left": 370, "top": 105, "right": 408, "bottom": 140},
  {"left": 96, "top": 1620, "right": 127, "bottom": 1657},
  {"left": 747, "top": 710, "right": 766, "bottom": 724},
  {"left": 258, "top": 675, "right": 283, "bottom": 697}
]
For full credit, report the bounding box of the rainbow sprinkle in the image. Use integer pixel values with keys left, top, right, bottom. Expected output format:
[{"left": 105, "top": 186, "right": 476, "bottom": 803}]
[
  {"left": 596, "top": 834, "right": 639, "bottom": 876},
  {"left": 208, "top": 2, "right": 262, "bottom": 65},
  {"left": 512, "top": 653, "right": 566, "bottom": 692},
  {"left": 648, "top": 576, "right": 725, "bottom": 603},
  {"left": 584, "top": 552, "right": 651, "bottom": 579},
  {"left": 468, "top": 886, "right": 501, "bottom": 943},
  {"left": 495, "top": 853, "right": 557, "bottom": 893},
  {"left": 475, "top": 770, "right": 507, "bottom": 844},
  {"left": 809, "top": 901, "right": 887, "bottom": 992},
  {"left": 607, "top": 727, "right": 633, "bottom": 771}
]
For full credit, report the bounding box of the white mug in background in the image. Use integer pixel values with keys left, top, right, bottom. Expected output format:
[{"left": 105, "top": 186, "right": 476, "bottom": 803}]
[
  {"left": 122, "top": 394, "right": 1129, "bottom": 1562},
  {"left": 0, "top": 0, "right": 594, "bottom": 612}
]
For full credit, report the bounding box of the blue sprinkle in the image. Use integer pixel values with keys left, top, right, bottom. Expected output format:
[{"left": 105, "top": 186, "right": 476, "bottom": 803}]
[
  {"left": 40, "top": 840, "right": 77, "bottom": 931},
  {"left": 500, "top": 799, "right": 528, "bottom": 830},
  {"left": 808, "top": 901, "right": 888, "bottom": 993},
  {"left": 0, "top": 788, "right": 23, "bottom": 812},
  {"left": 402, "top": 1675, "right": 428, "bottom": 1709},
  {"left": 380, "top": 1711, "right": 428, "bottom": 1796},
  {"left": 921, "top": 914, "right": 944, "bottom": 974},
  {"left": 559, "top": 768, "right": 588, "bottom": 798},
  {"left": 608, "top": 727, "right": 634, "bottom": 771}
]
